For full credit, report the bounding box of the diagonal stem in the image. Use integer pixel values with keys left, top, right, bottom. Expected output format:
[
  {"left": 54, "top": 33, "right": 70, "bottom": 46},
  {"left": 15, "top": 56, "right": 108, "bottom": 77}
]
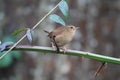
[{"left": 0, "top": 0, "right": 62, "bottom": 60}]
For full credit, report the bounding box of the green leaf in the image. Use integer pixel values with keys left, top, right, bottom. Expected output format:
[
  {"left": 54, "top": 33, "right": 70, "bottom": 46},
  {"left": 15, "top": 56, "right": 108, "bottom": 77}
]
[
  {"left": 26, "top": 28, "right": 32, "bottom": 43},
  {"left": 65, "top": 0, "right": 68, "bottom": 2},
  {"left": 0, "top": 53, "right": 12, "bottom": 68},
  {"left": 11, "top": 28, "right": 27, "bottom": 36},
  {"left": 49, "top": 14, "right": 66, "bottom": 26},
  {"left": 0, "top": 36, "right": 22, "bottom": 68},
  {"left": 59, "top": 0, "right": 69, "bottom": 19},
  {"left": 12, "top": 51, "right": 22, "bottom": 59}
]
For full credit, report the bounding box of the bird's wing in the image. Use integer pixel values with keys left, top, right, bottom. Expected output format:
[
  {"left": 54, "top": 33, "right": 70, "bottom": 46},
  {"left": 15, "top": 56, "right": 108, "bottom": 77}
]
[{"left": 52, "top": 27, "right": 66, "bottom": 35}]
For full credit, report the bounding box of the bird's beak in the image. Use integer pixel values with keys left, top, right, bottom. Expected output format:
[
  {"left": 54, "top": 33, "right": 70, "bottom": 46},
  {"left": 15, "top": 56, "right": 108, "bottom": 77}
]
[{"left": 75, "top": 27, "right": 79, "bottom": 30}]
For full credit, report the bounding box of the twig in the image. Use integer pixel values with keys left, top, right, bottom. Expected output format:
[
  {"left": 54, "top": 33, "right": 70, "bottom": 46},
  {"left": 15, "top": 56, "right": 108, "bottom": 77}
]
[{"left": 94, "top": 62, "right": 106, "bottom": 79}]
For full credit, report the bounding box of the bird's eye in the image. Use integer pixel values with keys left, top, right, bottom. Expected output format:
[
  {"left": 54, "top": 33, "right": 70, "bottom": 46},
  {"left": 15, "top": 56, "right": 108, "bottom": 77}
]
[{"left": 70, "top": 26, "right": 73, "bottom": 29}]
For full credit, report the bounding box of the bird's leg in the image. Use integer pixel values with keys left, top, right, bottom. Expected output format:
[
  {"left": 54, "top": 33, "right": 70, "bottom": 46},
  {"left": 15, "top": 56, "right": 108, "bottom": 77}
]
[
  {"left": 52, "top": 35, "right": 60, "bottom": 53},
  {"left": 60, "top": 46, "right": 68, "bottom": 53},
  {"left": 51, "top": 42, "right": 55, "bottom": 49},
  {"left": 51, "top": 40, "right": 60, "bottom": 53}
]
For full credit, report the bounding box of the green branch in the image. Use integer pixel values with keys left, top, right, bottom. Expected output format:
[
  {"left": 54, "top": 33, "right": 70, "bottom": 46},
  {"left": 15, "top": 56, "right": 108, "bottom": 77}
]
[{"left": 5, "top": 45, "right": 120, "bottom": 64}]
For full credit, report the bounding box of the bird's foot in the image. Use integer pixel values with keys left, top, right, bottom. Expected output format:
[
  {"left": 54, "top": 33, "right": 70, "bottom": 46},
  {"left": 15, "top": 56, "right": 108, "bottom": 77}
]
[
  {"left": 60, "top": 47, "right": 68, "bottom": 53},
  {"left": 51, "top": 42, "right": 55, "bottom": 49},
  {"left": 51, "top": 42, "right": 60, "bottom": 52}
]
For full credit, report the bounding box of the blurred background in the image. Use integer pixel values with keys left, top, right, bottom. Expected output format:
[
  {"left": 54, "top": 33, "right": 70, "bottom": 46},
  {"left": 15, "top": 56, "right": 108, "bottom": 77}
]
[{"left": 0, "top": 0, "right": 120, "bottom": 80}]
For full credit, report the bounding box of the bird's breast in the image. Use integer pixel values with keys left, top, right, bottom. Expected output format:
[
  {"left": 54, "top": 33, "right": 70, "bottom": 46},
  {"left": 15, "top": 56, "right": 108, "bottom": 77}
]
[{"left": 55, "top": 32, "right": 74, "bottom": 47}]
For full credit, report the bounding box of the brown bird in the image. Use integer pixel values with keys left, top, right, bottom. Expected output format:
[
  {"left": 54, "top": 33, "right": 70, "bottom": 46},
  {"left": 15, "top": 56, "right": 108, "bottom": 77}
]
[{"left": 44, "top": 25, "right": 78, "bottom": 52}]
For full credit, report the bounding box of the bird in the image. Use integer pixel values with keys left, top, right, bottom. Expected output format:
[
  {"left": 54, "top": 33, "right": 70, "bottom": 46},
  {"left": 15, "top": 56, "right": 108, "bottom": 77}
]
[{"left": 44, "top": 25, "right": 78, "bottom": 53}]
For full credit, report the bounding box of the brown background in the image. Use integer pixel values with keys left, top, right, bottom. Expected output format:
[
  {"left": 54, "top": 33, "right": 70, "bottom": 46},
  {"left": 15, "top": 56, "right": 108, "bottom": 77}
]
[{"left": 0, "top": 0, "right": 120, "bottom": 80}]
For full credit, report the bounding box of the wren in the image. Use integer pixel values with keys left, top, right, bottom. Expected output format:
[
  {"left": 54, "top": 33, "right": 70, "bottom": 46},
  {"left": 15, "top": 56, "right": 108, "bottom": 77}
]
[{"left": 44, "top": 25, "right": 78, "bottom": 52}]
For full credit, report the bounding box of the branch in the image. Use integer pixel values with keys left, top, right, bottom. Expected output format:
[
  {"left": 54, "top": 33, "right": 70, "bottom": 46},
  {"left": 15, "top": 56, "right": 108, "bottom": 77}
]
[{"left": 4, "top": 45, "right": 120, "bottom": 64}]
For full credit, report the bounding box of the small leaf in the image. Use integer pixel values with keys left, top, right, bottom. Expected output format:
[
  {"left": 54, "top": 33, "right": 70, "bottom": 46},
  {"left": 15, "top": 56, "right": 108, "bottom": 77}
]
[
  {"left": 0, "top": 36, "right": 21, "bottom": 68},
  {"left": 11, "top": 28, "right": 27, "bottom": 36},
  {"left": 49, "top": 14, "right": 66, "bottom": 26},
  {"left": 26, "top": 28, "right": 32, "bottom": 43},
  {"left": 0, "top": 41, "right": 14, "bottom": 52},
  {"left": 2, "top": 41, "right": 14, "bottom": 47},
  {"left": 59, "top": 0, "right": 69, "bottom": 19},
  {"left": 0, "top": 45, "right": 5, "bottom": 52}
]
